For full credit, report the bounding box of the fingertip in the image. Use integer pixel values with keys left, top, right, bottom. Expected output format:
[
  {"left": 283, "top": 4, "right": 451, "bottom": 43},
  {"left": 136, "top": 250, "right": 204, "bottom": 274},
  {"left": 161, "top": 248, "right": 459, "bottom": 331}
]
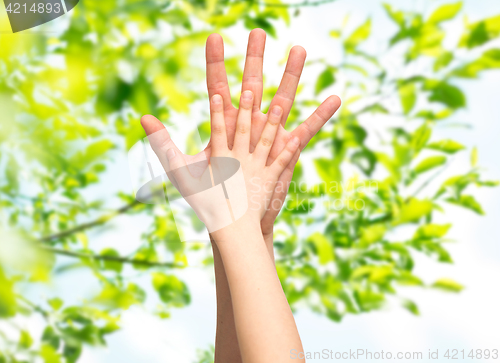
[
  {"left": 328, "top": 95, "right": 342, "bottom": 108},
  {"left": 140, "top": 114, "right": 165, "bottom": 135},
  {"left": 318, "top": 95, "right": 342, "bottom": 119},
  {"left": 206, "top": 33, "right": 224, "bottom": 61},
  {"left": 207, "top": 33, "right": 223, "bottom": 46},
  {"left": 250, "top": 28, "right": 267, "bottom": 40},
  {"left": 290, "top": 45, "right": 307, "bottom": 60},
  {"left": 240, "top": 90, "right": 254, "bottom": 109}
]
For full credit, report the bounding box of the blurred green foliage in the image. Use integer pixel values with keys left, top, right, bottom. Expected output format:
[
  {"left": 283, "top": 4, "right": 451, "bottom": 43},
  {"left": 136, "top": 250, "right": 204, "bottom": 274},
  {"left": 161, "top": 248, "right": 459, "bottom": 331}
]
[{"left": 0, "top": 0, "right": 499, "bottom": 362}]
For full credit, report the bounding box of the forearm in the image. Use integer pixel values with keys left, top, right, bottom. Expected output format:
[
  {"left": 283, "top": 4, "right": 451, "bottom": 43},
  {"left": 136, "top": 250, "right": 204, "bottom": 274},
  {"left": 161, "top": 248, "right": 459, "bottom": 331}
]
[
  {"left": 210, "top": 236, "right": 243, "bottom": 363},
  {"left": 212, "top": 215, "right": 303, "bottom": 362},
  {"left": 211, "top": 229, "right": 275, "bottom": 362}
]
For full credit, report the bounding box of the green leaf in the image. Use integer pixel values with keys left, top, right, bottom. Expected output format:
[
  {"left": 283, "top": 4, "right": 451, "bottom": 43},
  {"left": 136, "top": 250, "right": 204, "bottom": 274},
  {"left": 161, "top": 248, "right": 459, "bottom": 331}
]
[
  {"left": 314, "top": 158, "right": 341, "bottom": 186},
  {"left": 431, "top": 278, "right": 464, "bottom": 292},
  {"left": 354, "top": 289, "right": 385, "bottom": 311},
  {"left": 152, "top": 273, "right": 191, "bottom": 307},
  {"left": 415, "top": 109, "right": 453, "bottom": 120},
  {"left": 427, "top": 139, "right": 465, "bottom": 154},
  {"left": 94, "top": 283, "right": 144, "bottom": 309},
  {"left": 42, "top": 327, "right": 60, "bottom": 350},
  {"left": 459, "top": 15, "right": 500, "bottom": 48},
  {"left": 343, "top": 63, "right": 369, "bottom": 76},
  {"left": 477, "top": 180, "right": 499, "bottom": 187},
  {"left": 411, "top": 123, "right": 432, "bottom": 153},
  {"left": 63, "top": 343, "right": 82, "bottom": 363},
  {"left": 446, "top": 194, "right": 485, "bottom": 215},
  {"left": 40, "top": 344, "right": 62, "bottom": 363},
  {"left": 344, "top": 18, "right": 371, "bottom": 52},
  {"left": 414, "top": 156, "right": 447, "bottom": 174},
  {"left": 403, "top": 299, "right": 420, "bottom": 315},
  {"left": 395, "top": 271, "right": 423, "bottom": 286},
  {"left": 19, "top": 330, "right": 33, "bottom": 349},
  {"left": 383, "top": 3, "right": 405, "bottom": 26},
  {"left": 471, "top": 146, "right": 478, "bottom": 167},
  {"left": 86, "top": 140, "right": 114, "bottom": 161},
  {"left": 315, "top": 67, "right": 335, "bottom": 95},
  {"left": 48, "top": 298, "right": 63, "bottom": 311},
  {"left": 398, "top": 82, "right": 416, "bottom": 114},
  {"left": 0, "top": 268, "right": 16, "bottom": 318},
  {"left": 359, "top": 224, "right": 386, "bottom": 246},
  {"left": 414, "top": 223, "right": 451, "bottom": 239},
  {"left": 244, "top": 16, "right": 276, "bottom": 38},
  {"left": 329, "top": 29, "right": 341, "bottom": 38},
  {"left": 426, "top": 81, "right": 465, "bottom": 109},
  {"left": 361, "top": 103, "right": 389, "bottom": 114},
  {"left": 351, "top": 148, "right": 377, "bottom": 176},
  {"left": 99, "top": 248, "right": 123, "bottom": 273},
  {"left": 434, "top": 51, "right": 453, "bottom": 71},
  {"left": 450, "top": 49, "right": 500, "bottom": 78},
  {"left": 132, "top": 246, "right": 158, "bottom": 270},
  {"left": 5, "top": 156, "right": 19, "bottom": 192},
  {"left": 394, "top": 198, "right": 433, "bottom": 225},
  {"left": 308, "top": 232, "right": 335, "bottom": 264},
  {"left": 428, "top": 2, "right": 462, "bottom": 24}
]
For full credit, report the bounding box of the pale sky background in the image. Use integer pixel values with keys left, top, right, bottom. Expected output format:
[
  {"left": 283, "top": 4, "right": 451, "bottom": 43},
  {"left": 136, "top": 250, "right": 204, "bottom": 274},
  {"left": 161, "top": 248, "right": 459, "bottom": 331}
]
[{"left": 3, "top": 0, "right": 499, "bottom": 362}]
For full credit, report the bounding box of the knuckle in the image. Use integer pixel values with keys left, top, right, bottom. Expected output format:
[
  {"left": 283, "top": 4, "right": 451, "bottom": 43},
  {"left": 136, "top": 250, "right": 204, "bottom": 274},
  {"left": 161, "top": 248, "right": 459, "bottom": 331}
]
[
  {"left": 268, "top": 117, "right": 280, "bottom": 126},
  {"left": 237, "top": 124, "right": 248, "bottom": 134},
  {"left": 212, "top": 124, "right": 225, "bottom": 135},
  {"left": 277, "top": 157, "right": 288, "bottom": 169},
  {"left": 260, "top": 137, "right": 273, "bottom": 147}
]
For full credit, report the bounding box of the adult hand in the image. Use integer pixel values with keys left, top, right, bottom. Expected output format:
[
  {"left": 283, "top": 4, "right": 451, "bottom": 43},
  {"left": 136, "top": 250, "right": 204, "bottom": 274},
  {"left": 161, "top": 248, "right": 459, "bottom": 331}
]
[
  {"left": 205, "top": 29, "right": 341, "bottom": 243},
  {"left": 141, "top": 91, "right": 300, "bottom": 232}
]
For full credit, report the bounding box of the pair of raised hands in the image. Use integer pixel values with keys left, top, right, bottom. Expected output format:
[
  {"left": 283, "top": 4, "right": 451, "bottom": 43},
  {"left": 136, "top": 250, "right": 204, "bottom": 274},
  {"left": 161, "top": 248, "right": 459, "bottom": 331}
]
[
  {"left": 141, "top": 29, "right": 341, "bottom": 244},
  {"left": 141, "top": 29, "right": 341, "bottom": 362}
]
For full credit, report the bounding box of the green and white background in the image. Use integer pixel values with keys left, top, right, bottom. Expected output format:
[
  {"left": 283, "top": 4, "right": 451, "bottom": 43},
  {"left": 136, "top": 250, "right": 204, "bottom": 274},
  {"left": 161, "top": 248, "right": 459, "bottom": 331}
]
[{"left": 0, "top": 0, "right": 499, "bottom": 362}]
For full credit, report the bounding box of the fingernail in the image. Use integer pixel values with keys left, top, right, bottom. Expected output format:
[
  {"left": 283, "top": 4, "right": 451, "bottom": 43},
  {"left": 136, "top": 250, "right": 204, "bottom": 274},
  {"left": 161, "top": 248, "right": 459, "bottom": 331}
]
[
  {"left": 292, "top": 136, "right": 300, "bottom": 146},
  {"left": 167, "top": 148, "right": 176, "bottom": 160},
  {"left": 242, "top": 90, "right": 253, "bottom": 100},
  {"left": 212, "top": 94, "right": 222, "bottom": 104},
  {"left": 271, "top": 106, "right": 282, "bottom": 116}
]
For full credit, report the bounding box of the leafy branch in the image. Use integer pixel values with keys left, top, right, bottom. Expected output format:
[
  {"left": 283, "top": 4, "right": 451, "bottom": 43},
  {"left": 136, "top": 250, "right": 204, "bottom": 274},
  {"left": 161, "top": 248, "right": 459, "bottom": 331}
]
[
  {"left": 38, "top": 200, "right": 141, "bottom": 243},
  {"left": 41, "top": 246, "right": 185, "bottom": 269}
]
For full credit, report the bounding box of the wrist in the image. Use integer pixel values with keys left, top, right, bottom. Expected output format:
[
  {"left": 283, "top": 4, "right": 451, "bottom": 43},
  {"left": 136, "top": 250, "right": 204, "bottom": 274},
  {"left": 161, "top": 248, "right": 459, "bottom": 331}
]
[{"left": 211, "top": 213, "right": 262, "bottom": 246}]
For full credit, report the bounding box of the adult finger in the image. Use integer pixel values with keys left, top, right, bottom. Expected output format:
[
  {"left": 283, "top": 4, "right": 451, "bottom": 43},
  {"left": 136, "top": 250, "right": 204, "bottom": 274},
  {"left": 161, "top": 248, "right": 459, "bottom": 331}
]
[
  {"left": 233, "top": 90, "right": 254, "bottom": 156},
  {"left": 292, "top": 95, "right": 341, "bottom": 148},
  {"left": 268, "top": 45, "right": 307, "bottom": 126},
  {"left": 210, "top": 94, "right": 228, "bottom": 155},
  {"left": 241, "top": 28, "right": 266, "bottom": 112},
  {"left": 269, "top": 136, "right": 300, "bottom": 177},
  {"left": 206, "top": 33, "right": 233, "bottom": 111},
  {"left": 266, "top": 148, "right": 300, "bottom": 218}
]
